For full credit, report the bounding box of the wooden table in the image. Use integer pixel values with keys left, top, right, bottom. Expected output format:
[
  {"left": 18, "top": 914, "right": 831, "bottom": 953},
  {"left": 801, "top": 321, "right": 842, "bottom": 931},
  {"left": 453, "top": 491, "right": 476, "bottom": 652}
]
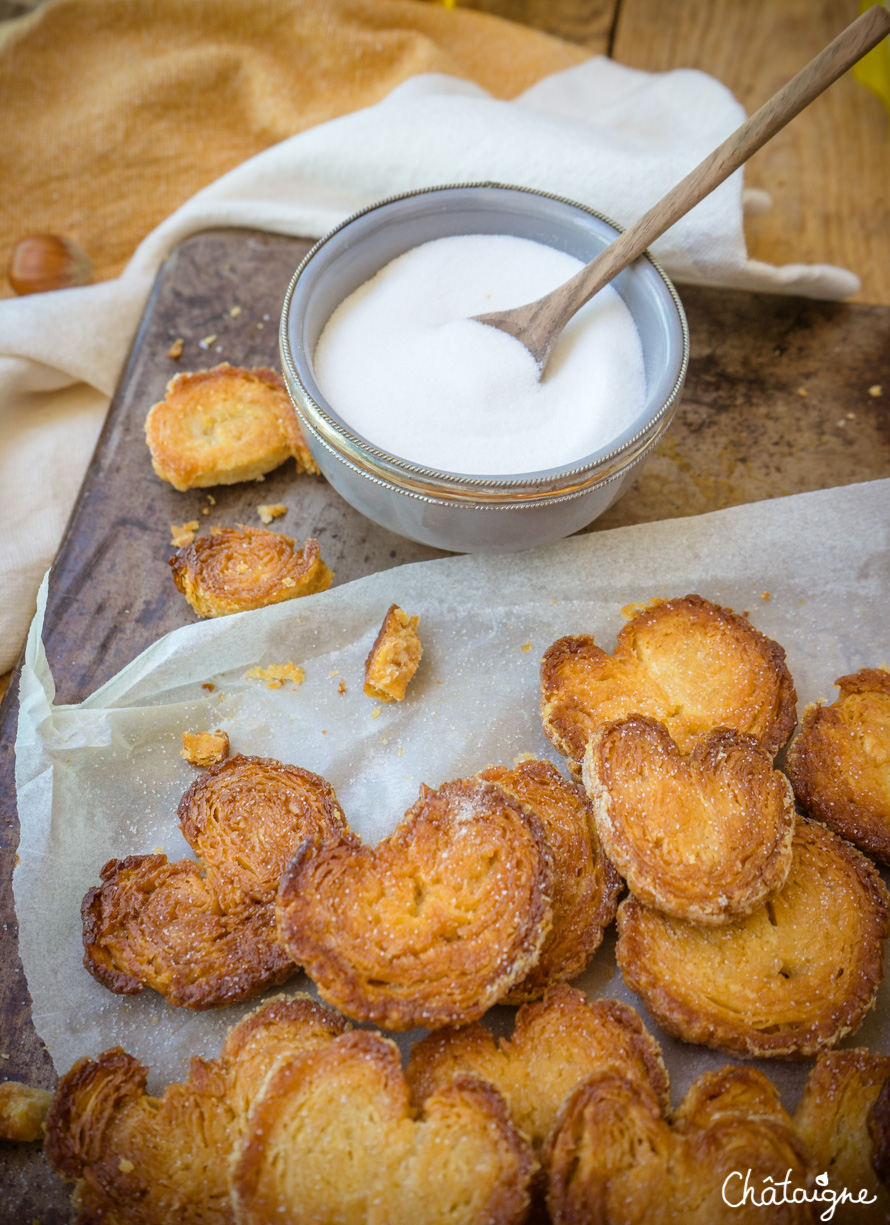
[{"left": 1, "top": 2, "right": 888, "bottom": 1219}]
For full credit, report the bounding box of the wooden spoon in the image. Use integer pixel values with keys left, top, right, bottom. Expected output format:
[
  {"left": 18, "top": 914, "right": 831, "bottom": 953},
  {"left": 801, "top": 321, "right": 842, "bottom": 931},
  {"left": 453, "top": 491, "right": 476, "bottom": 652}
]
[{"left": 474, "top": 3, "right": 890, "bottom": 375}]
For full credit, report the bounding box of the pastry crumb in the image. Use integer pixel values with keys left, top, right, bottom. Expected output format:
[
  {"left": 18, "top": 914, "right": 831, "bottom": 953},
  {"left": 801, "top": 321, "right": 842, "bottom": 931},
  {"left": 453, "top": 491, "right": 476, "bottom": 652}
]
[
  {"left": 761, "top": 592, "right": 771, "bottom": 601},
  {"left": 520, "top": 641, "right": 532, "bottom": 653},
  {"left": 245, "top": 662, "right": 306, "bottom": 687},
  {"left": 202, "top": 683, "right": 215, "bottom": 692},
  {"left": 868, "top": 384, "right": 883, "bottom": 397},
  {"left": 370, "top": 706, "right": 381, "bottom": 718},
  {"left": 166, "top": 338, "right": 184, "bottom": 359},
  {"left": 229, "top": 305, "right": 242, "bottom": 318},
  {"left": 170, "top": 521, "right": 199, "bottom": 548},
  {"left": 118, "top": 1158, "right": 135, "bottom": 1173},
  {"left": 338, "top": 677, "right": 347, "bottom": 694},
  {"left": 258, "top": 502, "right": 287, "bottom": 525},
  {"left": 199, "top": 334, "right": 217, "bottom": 349},
  {"left": 364, "top": 605, "right": 422, "bottom": 702},
  {"left": 180, "top": 730, "right": 230, "bottom": 767},
  {"left": 512, "top": 751, "right": 538, "bottom": 765}
]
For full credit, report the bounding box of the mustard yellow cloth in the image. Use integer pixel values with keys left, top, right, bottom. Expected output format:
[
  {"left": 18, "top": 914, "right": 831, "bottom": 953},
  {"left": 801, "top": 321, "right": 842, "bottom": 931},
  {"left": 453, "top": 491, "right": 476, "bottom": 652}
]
[{"left": 0, "top": 0, "right": 586, "bottom": 295}]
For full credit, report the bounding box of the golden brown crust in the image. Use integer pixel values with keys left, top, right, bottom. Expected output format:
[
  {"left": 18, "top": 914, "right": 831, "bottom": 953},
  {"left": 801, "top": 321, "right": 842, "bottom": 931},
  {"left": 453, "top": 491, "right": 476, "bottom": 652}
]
[
  {"left": 0, "top": 1080, "right": 53, "bottom": 1142},
  {"left": 616, "top": 819, "right": 890, "bottom": 1058},
  {"left": 276, "top": 776, "right": 553, "bottom": 1030},
  {"left": 406, "top": 984, "right": 669, "bottom": 1152},
  {"left": 582, "top": 717, "right": 795, "bottom": 924},
  {"left": 82, "top": 755, "right": 348, "bottom": 1008},
  {"left": 545, "top": 1067, "right": 814, "bottom": 1225},
  {"left": 786, "top": 667, "right": 890, "bottom": 864},
  {"left": 170, "top": 526, "right": 333, "bottom": 618},
  {"left": 364, "top": 603, "right": 423, "bottom": 701},
  {"left": 180, "top": 728, "right": 229, "bottom": 767},
  {"left": 541, "top": 595, "right": 797, "bottom": 776},
  {"left": 44, "top": 994, "right": 349, "bottom": 1224},
  {"left": 478, "top": 761, "right": 621, "bottom": 1000},
  {"left": 145, "top": 363, "right": 318, "bottom": 491},
  {"left": 231, "top": 1029, "right": 536, "bottom": 1225},
  {"left": 794, "top": 1049, "right": 890, "bottom": 1221}
]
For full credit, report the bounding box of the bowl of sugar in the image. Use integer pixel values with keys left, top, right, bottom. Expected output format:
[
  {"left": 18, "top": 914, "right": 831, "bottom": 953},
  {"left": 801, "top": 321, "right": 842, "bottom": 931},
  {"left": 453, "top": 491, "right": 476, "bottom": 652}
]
[{"left": 280, "top": 183, "right": 688, "bottom": 553}]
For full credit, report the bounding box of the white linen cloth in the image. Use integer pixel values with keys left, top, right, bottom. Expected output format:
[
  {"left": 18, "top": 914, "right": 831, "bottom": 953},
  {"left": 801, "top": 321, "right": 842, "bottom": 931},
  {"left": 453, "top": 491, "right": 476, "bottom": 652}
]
[{"left": 0, "top": 60, "right": 859, "bottom": 672}]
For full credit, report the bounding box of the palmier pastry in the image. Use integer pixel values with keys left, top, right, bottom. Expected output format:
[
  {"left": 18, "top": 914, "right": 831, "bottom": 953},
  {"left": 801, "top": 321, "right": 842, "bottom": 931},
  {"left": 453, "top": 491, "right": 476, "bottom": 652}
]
[
  {"left": 82, "top": 755, "right": 348, "bottom": 1008},
  {"left": 786, "top": 667, "right": 890, "bottom": 863},
  {"left": 0, "top": 1080, "right": 52, "bottom": 1143},
  {"left": 170, "top": 525, "right": 333, "bottom": 617},
  {"left": 478, "top": 761, "right": 621, "bottom": 1000},
  {"left": 232, "top": 1029, "right": 535, "bottom": 1225},
  {"left": 545, "top": 1065, "right": 814, "bottom": 1224},
  {"left": 616, "top": 818, "right": 889, "bottom": 1058},
  {"left": 45, "top": 994, "right": 349, "bottom": 1225},
  {"left": 541, "top": 594, "right": 796, "bottom": 776},
  {"left": 406, "top": 984, "right": 669, "bottom": 1153},
  {"left": 582, "top": 717, "right": 794, "bottom": 924},
  {"left": 364, "top": 603, "right": 423, "bottom": 701},
  {"left": 145, "top": 363, "right": 318, "bottom": 490},
  {"left": 794, "top": 1049, "right": 890, "bottom": 1223},
  {"left": 276, "top": 776, "right": 553, "bottom": 1030}
]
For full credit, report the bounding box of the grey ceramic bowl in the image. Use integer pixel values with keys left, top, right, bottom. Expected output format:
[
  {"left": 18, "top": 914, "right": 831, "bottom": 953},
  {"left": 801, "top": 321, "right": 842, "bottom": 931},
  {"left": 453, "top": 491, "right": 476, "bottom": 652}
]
[{"left": 280, "top": 183, "right": 688, "bottom": 553}]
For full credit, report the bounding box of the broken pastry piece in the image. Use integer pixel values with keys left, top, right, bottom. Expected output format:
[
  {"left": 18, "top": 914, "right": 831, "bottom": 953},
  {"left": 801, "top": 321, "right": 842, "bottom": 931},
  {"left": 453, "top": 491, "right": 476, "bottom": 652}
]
[
  {"left": 794, "top": 1049, "right": 890, "bottom": 1223},
  {"left": 616, "top": 818, "right": 889, "bottom": 1058},
  {"left": 478, "top": 760, "right": 621, "bottom": 1000},
  {"left": 541, "top": 594, "right": 797, "bottom": 777},
  {"left": 364, "top": 604, "right": 422, "bottom": 701},
  {"left": 231, "top": 1029, "right": 535, "bottom": 1225},
  {"left": 276, "top": 776, "right": 553, "bottom": 1031},
  {"left": 180, "top": 728, "right": 229, "bottom": 767},
  {"left": 82, "top": 755, "right": 348, "bottom": 1008},
  {"left": 544, "top": 1065, "right": 813, "bottom": 1225},
  {"left": 582, "top": 716, "right": 794, "bottom": 924},
  {"left": 406, "top": 984, "right": 669, "bottom": 1155},
  {"left": 45, "top": 994, "right": 350, "bottom": 1225},
  {"left": 0, "top": 1080, "right": 53, "bottom": 1142},
  {"left": 170, "top": 525, "right": 332, "bottom": 617},
  {"left": 145, "top": 363, "right": 318, "bottom": 490},
  {"left": 786, "top": 667, "right": 890, "bottom": 864}
]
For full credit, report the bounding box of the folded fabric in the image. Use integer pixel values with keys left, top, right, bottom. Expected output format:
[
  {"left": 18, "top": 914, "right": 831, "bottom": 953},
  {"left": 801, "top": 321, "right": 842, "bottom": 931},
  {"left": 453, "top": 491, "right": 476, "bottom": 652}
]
[{"left": 0, "top": 59, "right": 859, "bottom": 673}]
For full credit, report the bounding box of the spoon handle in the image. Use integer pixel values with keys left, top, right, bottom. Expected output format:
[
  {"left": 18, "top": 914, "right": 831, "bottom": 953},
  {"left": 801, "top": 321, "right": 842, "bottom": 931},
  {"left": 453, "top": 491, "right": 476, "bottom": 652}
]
[{"left": 495, "top": 3, "right": 890, "bottom": 359}]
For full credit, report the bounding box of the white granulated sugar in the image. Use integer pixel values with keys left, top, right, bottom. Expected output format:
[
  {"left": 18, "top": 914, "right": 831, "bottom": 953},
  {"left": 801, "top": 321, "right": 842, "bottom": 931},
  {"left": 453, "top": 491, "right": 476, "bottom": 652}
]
[{"left": 313, "top": 234, "right": 646, "bottom": 475}]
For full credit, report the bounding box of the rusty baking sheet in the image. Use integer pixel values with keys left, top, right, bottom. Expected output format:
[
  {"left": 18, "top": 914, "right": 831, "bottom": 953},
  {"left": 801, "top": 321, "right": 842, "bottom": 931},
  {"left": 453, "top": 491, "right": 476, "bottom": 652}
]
[{"left": 0, "top": 227, "right": 888, "bottom": 1219}]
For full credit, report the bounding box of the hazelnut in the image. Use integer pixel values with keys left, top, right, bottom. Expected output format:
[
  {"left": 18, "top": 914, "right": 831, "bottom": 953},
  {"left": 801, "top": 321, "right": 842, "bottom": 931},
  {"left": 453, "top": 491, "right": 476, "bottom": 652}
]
[{"left": 7, "top": 234, "right": 93, "bottom": 295}]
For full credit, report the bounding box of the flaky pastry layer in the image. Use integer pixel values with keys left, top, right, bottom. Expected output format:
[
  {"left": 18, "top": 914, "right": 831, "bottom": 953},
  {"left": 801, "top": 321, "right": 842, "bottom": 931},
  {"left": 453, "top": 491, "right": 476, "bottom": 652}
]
[
  {"left": 541, "top": 594, "right": 797, "bottom": 775},
  {"left": 616, "top": 818, "right": 889, "bottom": 1058},
  {"left": 582, "top": 716, "right": 794, "bottom": 924},
  {"left": 364, "top": 603, "right": 423, "bottom": 701},
  {"left": 82, "top": 755, "right": 348, "bottom": 1008},
  {"left": 276, "top": 776, "right": 553, "bottom": 1030},
  {"left": 170, "top": 525, "right": 333, "bottom": 617},
  {"left": 786, "top": 667, "right": 890, "bottom": 863}
]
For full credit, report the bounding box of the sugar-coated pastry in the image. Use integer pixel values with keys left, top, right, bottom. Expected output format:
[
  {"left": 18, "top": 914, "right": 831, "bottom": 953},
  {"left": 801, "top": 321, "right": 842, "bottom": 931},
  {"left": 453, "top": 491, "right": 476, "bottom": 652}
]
[
  {"left": 45, "top": 994, "right": 349, "bottom": 1225},
  {"left": 616, "top": 819, "right": 889, "bottom": 1058},
  {"left": 541, "top": 594, "right": 797, "bottom": 776},
  {"left": 406, "top": 984, "right": 669, "bottom": 1152},
  {"left": 82, "top": 755, "right": 348, "bottom": 1008},
  {"left": 180, "top": 728, "right": 229, "bottom": 766},
  {"left": 276, "top": 776, "right": 553, "bottom": 1030},
  {"left": 232, "top": 1029, "right": 535, "bottom": 1225},
  {"left": 478, "top": 760, "right": 621, "bottom": 1000},
  {"left": 364, "top": 603, "right": 423, "bottom": 701},
  {"left": 786, "top": 667, "right": 890, "bottom": 864},
  {"left": 582, "top": 716, "right": 794, "bottom": 924},
  {"left": 170, "top": 525, "right": 332, "bottom": 617},
  {"left": 145, "top": 363, "right": 318, "bottom": 490},
  {"left": 544, "top": 1065, "right": 814, "bottom": 1224},
  {"left": 0, "top": 1080, "right": 53, "bottom": 1142},
  {"left": 794, "top": 1049, "right": 890, "bottom": 1224}
]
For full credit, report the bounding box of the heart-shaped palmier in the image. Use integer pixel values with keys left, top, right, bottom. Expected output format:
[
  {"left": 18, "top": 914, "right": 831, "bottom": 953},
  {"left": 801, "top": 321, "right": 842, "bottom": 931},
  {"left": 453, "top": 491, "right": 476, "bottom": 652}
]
[
  {"left": 276, "top": 776, "right": 553, "bottom": 1030},
  {"left": 786, "top": 667, "right": 890, "bottom": 864},
  {"left": 582, "top": 716, "right": 795, "bottom": 924},
  {"left": 541, "top": 595, "right": 796, "bottom": 776},
  {"left": 82, "top": 755, "right": 348, "bottom": 1008},
  {"left": 231, "top": 1030, "right": 535, "bottom": 1225},
  {"left": 545, "top": 1065, "right": 814, "bottom": 1224},
  {"left": 616, "top": 818, "right": 890, "bottom": 1058},
  {"left": 406, "top": 983, "right": 669, "bottom": 1153},
  {"left": 45, "top": 994, "right": 349, "bottom": 1225},
  {"left": 170, "top": 525, "right": 332, "bottom": 618},
  {"left": 478, "top": 760, "right": 621, "bottom": 1000}
]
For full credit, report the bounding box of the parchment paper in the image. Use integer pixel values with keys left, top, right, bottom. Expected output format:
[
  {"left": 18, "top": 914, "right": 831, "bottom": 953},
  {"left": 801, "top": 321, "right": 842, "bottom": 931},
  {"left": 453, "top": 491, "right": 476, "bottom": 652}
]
[{"left": 13, "top": 478, "right": 890, "bottom": 1105}]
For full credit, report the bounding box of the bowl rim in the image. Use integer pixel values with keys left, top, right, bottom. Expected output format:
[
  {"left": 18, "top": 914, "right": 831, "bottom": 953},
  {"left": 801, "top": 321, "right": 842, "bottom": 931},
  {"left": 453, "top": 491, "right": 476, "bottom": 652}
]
[{"left": 279, "top": 182, "right": 689, "bottom": 505}]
